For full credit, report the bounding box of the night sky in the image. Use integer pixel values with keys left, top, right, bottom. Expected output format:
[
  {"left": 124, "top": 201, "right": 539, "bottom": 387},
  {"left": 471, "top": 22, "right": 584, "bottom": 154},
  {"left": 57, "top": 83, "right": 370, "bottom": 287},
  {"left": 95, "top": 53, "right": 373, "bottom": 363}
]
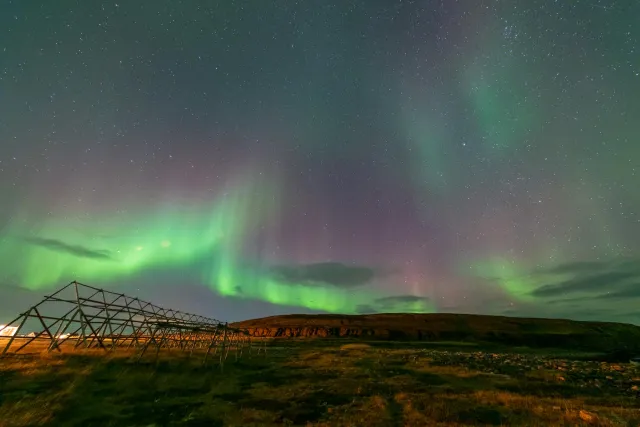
[{"left": 1, "top": 1, "right": 639, "bottom": 324}]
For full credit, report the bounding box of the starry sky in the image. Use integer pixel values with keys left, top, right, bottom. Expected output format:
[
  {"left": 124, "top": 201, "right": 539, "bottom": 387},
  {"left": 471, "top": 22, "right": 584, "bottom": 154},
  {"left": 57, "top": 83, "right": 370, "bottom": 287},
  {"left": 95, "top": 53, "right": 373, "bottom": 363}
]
[{"left": 1, "top": 1, "right": 639, "bottom": 324}]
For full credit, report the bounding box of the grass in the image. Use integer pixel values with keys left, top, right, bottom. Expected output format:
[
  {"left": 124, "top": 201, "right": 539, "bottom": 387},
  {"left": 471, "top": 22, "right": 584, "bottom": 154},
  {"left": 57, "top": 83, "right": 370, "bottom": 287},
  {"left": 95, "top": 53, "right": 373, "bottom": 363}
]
[{"left": 1, "top": 340, "right": 639, "bottom": 426}]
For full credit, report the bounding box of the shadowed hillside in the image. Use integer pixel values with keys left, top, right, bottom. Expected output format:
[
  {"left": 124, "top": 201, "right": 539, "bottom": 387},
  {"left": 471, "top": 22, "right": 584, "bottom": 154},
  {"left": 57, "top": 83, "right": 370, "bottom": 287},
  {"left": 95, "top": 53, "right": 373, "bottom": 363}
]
[{"left": 232, "top": 313, "right": 640, "bottom": 353}]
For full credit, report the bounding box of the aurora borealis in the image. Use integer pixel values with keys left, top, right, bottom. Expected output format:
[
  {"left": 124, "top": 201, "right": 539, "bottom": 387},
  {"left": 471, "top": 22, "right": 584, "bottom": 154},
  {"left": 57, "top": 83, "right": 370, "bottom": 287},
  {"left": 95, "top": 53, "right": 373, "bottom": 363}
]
[{"left": 1, "top": 1, "right": 638, "bottom": 323}]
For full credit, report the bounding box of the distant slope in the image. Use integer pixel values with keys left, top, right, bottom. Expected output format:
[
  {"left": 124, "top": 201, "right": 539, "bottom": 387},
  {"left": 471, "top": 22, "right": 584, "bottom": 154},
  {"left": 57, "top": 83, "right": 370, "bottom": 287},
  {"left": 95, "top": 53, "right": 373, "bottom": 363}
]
[{"left": 231, "top": 313, "right": 640, "bottom": 352}]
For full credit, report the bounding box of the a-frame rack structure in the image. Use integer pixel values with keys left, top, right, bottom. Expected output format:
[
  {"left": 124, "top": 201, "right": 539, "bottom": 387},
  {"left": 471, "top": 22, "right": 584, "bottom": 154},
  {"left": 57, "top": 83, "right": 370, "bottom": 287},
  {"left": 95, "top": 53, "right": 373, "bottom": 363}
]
[{"left": 0, "top": 281, "right": 255, "bottom": 365}]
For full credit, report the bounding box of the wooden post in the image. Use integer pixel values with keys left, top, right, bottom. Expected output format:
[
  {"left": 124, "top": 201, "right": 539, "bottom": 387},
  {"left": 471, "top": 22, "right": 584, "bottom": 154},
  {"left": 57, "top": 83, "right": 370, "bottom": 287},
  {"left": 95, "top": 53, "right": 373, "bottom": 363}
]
[
  {"left": 219, "top": 323, "right": 228, "bottom": 370},
  {"left": 0, "top": 311, "right": 30, "bottom": 356},
  {"left": 1, "top": 281, "right": 253, "bottom": 368},
  {"left": 74, "top": 281, "right": 88, "bottom": 348}
]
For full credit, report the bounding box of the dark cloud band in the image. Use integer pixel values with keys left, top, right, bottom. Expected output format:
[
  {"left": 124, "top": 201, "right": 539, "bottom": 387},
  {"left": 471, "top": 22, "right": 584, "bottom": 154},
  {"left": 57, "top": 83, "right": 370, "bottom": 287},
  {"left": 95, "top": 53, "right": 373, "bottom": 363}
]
[
  {"left": 22, "top": 237, "right": 114, "bottom": 261},
  {"left": 269, "top": 262, "right": 376, "bottom": 287}
]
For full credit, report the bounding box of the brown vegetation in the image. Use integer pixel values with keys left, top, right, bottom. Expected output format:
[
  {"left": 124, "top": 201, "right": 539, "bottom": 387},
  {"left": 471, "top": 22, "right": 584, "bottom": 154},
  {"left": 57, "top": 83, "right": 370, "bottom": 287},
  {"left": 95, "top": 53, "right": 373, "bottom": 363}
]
[{"left": 1, "top": 339, "right": 640, "bottom": 426}]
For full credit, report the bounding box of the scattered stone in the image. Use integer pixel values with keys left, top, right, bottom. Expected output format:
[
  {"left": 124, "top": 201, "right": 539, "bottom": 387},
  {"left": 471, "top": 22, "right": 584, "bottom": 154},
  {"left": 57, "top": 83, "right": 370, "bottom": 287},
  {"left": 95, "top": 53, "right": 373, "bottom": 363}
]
[
  {"left": 579, "top": 409, "right": 595, "bottom": 423},
  {"left": 418, "top": 348, "right": 640, "bottom": 397}
]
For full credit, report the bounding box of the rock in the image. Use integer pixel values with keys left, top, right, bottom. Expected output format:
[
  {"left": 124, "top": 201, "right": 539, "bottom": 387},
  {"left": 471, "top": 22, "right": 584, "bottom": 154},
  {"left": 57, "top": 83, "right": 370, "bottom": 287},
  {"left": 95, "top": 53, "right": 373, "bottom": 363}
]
[{"left": 579, "top": 409, "right": 595, "bottom": 423}]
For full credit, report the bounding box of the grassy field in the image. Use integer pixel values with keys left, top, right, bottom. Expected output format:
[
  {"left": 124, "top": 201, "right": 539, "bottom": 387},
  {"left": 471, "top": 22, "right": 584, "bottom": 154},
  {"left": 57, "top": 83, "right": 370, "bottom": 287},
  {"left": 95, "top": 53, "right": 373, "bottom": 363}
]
[{"left": 1, "top": 339, "right": 639, "bottom": 426}]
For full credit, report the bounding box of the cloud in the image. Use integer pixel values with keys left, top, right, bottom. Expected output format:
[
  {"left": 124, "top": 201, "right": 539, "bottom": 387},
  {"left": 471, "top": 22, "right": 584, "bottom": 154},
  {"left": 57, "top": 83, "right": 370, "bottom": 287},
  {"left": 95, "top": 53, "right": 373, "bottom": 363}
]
[
  {"left": 539, "top": 260, "right": 610, "bottom": 275},
  {"left": 456, "top": 258, "right": 640, "bottom": 325},
  {"left": 375, "top": 295, "right": 429, "bottom": 308},
  {"left": 355, "top": 304, "right": 376, "bottom": 314},
  {"left": 531, "top": 271, "right": 638, "bottom": 297},
  {"left": 269, "top": 262, "right": 376, "bottom": 287},
  {"left": 356, "top": 295, "right": 432, "bottom": 314},
  {"left": 22, "top": 237, "right": 114, "bottom": 261},
  {"left": 529, "top": 258, "right": 640, "bottom": 298},
  {"left": 597, "top": 284, "right": 640, "bottom": 299}
]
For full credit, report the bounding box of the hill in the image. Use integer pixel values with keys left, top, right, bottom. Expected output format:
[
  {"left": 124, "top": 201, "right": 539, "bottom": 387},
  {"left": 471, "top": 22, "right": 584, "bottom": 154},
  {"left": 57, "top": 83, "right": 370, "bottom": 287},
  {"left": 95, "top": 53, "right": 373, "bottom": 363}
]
[{"left": 231, "top": 313, "right": 640, "bottom": 353}]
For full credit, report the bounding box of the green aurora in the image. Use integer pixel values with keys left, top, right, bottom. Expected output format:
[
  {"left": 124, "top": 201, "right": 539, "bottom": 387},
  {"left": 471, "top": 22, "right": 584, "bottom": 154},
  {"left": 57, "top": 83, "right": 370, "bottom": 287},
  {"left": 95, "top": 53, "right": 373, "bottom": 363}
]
[{"left": 0, "top": 173, "right": 434, "bottom": 315}]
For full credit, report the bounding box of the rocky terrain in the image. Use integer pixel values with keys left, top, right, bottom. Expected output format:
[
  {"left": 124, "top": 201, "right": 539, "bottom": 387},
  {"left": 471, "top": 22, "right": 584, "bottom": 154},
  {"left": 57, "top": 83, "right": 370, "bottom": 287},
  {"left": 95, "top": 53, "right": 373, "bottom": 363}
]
[
  {"left": 232, "top": 313, "right": 640, "bottom": 353},
  {"left": 418, "top": 349, "right": 640, "bottom": 398}
]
